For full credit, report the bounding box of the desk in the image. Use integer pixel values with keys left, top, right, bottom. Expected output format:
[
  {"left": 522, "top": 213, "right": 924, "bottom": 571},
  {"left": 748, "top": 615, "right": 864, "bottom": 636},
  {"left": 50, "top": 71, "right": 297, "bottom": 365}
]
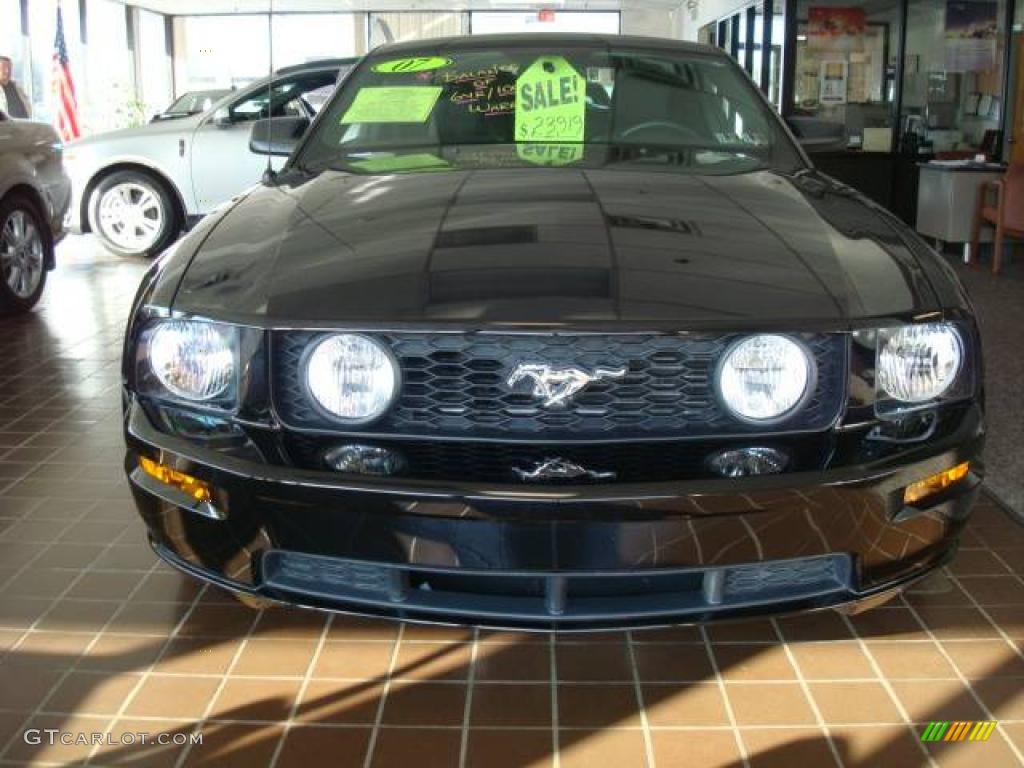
[{"left": 916, "top": 163, "right": 1005, "bottom": 260}]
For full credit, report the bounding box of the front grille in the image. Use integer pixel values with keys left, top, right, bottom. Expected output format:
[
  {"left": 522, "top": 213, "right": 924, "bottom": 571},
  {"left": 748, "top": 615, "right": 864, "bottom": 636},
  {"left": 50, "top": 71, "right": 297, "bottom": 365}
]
[
  {"left": 271, "top": 332, "right": 847, "bottom": 441},
  {"left": 283, "top": 433, "right": 831, "bottom": 484}
]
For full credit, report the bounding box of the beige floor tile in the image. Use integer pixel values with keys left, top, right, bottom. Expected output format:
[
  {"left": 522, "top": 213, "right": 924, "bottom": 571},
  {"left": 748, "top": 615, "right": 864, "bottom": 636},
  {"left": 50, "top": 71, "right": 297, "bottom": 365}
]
[
  {"left": 208, "top": 677, "right": 303, "bottom": 722},
  {"left": 392, "top": 640, "right": 473, "bottom": 680},
  {"left": 295, "top": 680, "right": 383, "bottom": 724},
  {"left": 725, "top": 683, "right": 817, "bottom": 726},
  {"left": 826, "top": 724, "right": 926, "bottom": 767},
  {"left": 473, "top": 641, "right": 551, "bottom": 682},
  {"left": 808, "top": 681, "right": 904, "bottom": 724},
  {"left": 634, "top": 642, "right": 716, "bottom": 681},
  {"left": 556, "top": 641, "right": 633, "bottom": 682},
  {"left": 124, "top": 674, "right": 222, "bottom": 719},
  {"left": 941, "top": 638, "right": 1024, "bottom": 679},
  {"left": 741, "top": 727, "right": 837, "bottom": 768},
  {"left": 276, "top": 725, "right": 370, "bottom": 767},
  {"left": 643, "top": 682, "right": 730, "bottom": 727},
  {"left": 465, "top": 728, "right": 555, "bottom": 768},
  {"left": 557, "top": 683, "right": 643, "bottom": 728},
  {"left": 74, "top": 632, "right": 166, "bottom": 673},
  {"left": 230, "top": 637, "right": 319, "bottom": 678},
  {"left": 43, "top": 670, "right": 143, "bottom": 715},
  {"left": 890, "top": 679, "right": 989, "bottom": 722},
  {"left": 712, "top": 643, "right": 798, "bottom": 681},
  {"left": 180, "top": 722, "right": 284, "bottom": 767},
  {"left": 867, "top": 640, "right": 959, "bottom": 679},
  {"left": 650, "top": 729, "right": 741, "bottom": 768},
  {"left": 558, "top": 727, "right": 648, "bottom": 768},
  {"left": 6, "top": 628, "right": 95, "bottom": 666},
  {"left": 379, "top": 681, "right": 466, "bottom": 726},
  {"left": 787, "top": 640, "right": 877, "bottom": 680},
  {"left": 152, "top": 637, "right": 243, "bottom": 676},
  {"left": 370, "top": 726, "right": 461, "bottom": 768},
  {"left": 313, "top": 640, "right": 395, "bottom": 679},
  {"left": 471, "top": 683, "right": 551, "bottom": 727}
]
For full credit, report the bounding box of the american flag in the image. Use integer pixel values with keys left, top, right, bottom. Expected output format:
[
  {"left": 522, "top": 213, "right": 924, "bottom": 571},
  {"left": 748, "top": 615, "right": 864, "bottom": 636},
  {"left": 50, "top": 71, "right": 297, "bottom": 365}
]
[{"left": 51, "top": 5, "right": 80, "bottom": 141}]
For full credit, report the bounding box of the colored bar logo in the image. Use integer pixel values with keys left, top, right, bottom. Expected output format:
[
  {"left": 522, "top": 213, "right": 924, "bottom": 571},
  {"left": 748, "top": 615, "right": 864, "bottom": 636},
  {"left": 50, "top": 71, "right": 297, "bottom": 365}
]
[{"left": 921, "top": 721, "right": 997, "bottom": 742}]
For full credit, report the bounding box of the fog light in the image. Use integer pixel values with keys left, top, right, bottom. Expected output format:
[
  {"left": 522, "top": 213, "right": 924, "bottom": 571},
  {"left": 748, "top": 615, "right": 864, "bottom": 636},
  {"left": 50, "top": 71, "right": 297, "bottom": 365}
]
[
  {"left": 324, "top": 444, "right": 405, "bottom": 476},
  {"left": 139, "top": 456, "right": 212, "bottom": 502},
  {"left": 707, "top": 447, "right": 788, "bottom": 477},
  {"left": 904, "top": 462, "right": 970, "bottom": 504}
]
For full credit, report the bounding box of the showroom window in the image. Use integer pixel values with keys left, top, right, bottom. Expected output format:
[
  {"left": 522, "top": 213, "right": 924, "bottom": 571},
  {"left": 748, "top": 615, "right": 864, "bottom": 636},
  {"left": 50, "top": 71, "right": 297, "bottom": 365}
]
[
  {"left": 701, "top": 1, "right": 787, "bottom": 109},
  {"left": 26, "top": 0, "right": 83, "bottom": 122},
  {"left": 271, "top": 14, "right": 358, "bottom": 68},
  {"left": 175, "top": 15, "right": 271, "bottom": 91},
  {"left": 174, "top": 13, "right": 358, "bottom": 93},
  {"left": 83, "top": 0, "right": 133, "bottom": 133},
  {"left": 792, "top": 0, "right": 902, "bottom": 151},
  {"left": 368, "top": 12, "right": 469, "bottom": 48},
  {"left": 0, "top": 0, "right": 25, "bottom": 86},
  {"left": 470, "top": 11, "right": 620, "bottom": 34},
  {"left": 138, "top": 8, "right": 172, "bottom": 120},
  {"left": 898, "top": 0, "right": 1010, "bottom": 157}
]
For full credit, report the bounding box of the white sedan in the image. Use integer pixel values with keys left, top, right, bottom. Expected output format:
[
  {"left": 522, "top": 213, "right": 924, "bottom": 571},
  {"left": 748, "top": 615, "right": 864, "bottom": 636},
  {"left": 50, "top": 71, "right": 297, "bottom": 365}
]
[{"left": 63, "top": 58, "right": 353, "bottom": 257}]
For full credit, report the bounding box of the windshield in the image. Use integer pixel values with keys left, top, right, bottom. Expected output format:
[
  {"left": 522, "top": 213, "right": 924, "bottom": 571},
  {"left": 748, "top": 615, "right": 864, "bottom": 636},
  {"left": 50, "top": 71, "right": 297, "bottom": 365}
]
[
  {"left": 298, "top": 43, "right": 804, "bottom": 175},
  {"left": 165, "top": 90, "right": 230, "bottom": 115}
]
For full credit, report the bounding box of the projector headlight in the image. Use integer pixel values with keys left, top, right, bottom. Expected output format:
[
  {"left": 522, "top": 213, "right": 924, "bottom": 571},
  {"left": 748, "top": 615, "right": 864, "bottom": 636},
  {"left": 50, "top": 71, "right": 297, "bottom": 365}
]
[
  {"left": 876, "top": 323, "right": 963, "bottom": 404},
  {"left": 717, "top": 334, "right": 813, "bottom": 422},
  {"left": 305, "top": 334, "right": 399, "bottom": 424},
  {"left": 148, "top": 320, "right": 236, "bottom": 402}
]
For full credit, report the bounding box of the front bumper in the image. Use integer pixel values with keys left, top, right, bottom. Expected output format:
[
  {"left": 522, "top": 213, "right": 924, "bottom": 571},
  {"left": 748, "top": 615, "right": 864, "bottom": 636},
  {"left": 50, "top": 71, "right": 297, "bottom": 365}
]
[{"left": 124, "top": 399, "right": 984, "bottom": 630}]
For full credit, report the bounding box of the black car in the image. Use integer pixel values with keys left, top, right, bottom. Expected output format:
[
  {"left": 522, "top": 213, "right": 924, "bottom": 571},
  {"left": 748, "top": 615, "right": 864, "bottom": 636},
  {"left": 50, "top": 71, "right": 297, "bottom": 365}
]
[{"left": 122, "top": 34, "right": 983, "bottom": 630}]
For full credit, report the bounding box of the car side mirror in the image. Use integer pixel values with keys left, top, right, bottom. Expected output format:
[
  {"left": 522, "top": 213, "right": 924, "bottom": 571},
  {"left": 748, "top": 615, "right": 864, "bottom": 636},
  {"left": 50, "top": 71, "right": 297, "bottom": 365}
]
[
  {"left": 785, "top": 116, "right": 848, "bottom": 153},
  {"left": 249, "top": 116, "right": 311, "bottom": 157},
  {"left": 212, "top": 107, "right": 233, "bottom": 128}
]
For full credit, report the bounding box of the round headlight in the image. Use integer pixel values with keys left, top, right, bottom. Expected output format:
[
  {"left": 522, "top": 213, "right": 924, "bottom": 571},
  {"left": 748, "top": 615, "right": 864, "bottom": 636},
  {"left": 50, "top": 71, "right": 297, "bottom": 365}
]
[
  {"left": 305, "top": 334, "right": 398, "bottom": 423},
  {"left": 717, "top": 335, "right": 812, "bottom": 422},
  {"left": 149, "top": 321, "right": 235, "bottom": 402},
  {"left": 877, "top": 323, "right": 962, "bottom": 403}
]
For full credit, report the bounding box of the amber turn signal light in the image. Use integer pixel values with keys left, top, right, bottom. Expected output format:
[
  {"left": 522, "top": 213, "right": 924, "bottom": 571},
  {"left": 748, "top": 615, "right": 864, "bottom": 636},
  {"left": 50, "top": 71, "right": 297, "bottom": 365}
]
[
  {"left": 904, "top": 462, "right": 970, "bottom": 505},
  {"left": 139, "top": 456, "right": 212, "bottom": 503}
]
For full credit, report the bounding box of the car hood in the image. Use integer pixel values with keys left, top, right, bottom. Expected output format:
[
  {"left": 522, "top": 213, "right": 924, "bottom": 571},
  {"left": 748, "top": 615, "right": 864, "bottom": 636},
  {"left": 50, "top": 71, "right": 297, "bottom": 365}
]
[
  {"left": 172, "top": 161, "right": 940, "bottom": 330},
  {"left": 67, "top": 113, "right": 203, "bottom": 148}
]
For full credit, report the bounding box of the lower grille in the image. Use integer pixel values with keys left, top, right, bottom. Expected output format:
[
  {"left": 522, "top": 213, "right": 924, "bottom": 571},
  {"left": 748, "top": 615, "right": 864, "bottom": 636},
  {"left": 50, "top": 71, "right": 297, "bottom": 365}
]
[
  {"left": 271, "top": 332, "right": 847, "bottom": 441},
  {"left": 260, "top": 551, "right": 854, "bottom": 627}
]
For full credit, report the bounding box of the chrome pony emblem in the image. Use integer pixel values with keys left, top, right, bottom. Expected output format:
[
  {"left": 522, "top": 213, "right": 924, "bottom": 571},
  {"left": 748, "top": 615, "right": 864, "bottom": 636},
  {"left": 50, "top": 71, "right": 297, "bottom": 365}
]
[
  {"left": 507, "top": 363, "right": 627, "bottom": 408},
  {"left": 513, "top": 458, "right": 617, "bottom": 482}
]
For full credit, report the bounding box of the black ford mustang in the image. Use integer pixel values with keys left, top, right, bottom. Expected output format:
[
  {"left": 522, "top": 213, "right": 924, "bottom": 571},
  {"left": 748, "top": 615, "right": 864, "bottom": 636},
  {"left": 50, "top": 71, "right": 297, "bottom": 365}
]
[{"left": 122, "top": 34, "right": 984, "bottom": 630}]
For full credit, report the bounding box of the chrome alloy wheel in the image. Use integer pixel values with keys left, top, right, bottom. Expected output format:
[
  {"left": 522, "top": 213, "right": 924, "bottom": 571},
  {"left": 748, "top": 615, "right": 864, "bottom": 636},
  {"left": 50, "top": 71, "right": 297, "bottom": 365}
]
[
  {"left": 0, "top": 209, "right": 44, "bottom": 299},
  {"left": 97, "top": 181, "right": 165, "bottom": 253}
]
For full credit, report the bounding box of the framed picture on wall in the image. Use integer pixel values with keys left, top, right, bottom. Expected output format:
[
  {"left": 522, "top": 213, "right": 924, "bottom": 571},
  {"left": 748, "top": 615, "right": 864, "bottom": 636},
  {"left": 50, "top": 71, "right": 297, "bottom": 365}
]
[{"left": 820, "top": 60, "right": 849, "bottom": 104}]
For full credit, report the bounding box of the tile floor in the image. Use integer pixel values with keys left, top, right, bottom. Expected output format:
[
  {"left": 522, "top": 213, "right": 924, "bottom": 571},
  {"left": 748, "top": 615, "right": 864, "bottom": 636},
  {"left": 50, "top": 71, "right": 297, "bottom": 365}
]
[{"left": 0, "top": 238, "right": 1022, "bottom": 768}]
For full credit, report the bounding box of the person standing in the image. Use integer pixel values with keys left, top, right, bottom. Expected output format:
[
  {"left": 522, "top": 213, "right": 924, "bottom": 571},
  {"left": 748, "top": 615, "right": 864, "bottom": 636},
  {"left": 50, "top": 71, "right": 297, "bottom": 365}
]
[{"left": 0, "top": 56, "right": 31, "bottom": 119}]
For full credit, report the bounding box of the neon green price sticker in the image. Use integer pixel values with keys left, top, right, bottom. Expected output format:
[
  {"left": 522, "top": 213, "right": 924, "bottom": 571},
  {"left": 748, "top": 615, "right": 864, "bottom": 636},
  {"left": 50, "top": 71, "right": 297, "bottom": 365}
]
[
  {"left": 517, "top": 143, "right": 584, "bottom": 167},
  {"left": 341, "top": 86, "right": 443, "bottom": 124},
  {"left": 349, "top": 153, "right": 449, "bottom": 173},
  {"left": 515, "top": 57, "right": 585, "bottom": 143},
  {"left": 373, "top": 57, "right": 452, "bottom": 74}
]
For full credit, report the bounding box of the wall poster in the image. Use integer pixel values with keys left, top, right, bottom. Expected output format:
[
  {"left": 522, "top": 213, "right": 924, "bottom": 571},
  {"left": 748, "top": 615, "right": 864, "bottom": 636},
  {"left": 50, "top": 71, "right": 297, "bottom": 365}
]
[{"left": 944, "top": 1, "right": 998, "bottom": 72}]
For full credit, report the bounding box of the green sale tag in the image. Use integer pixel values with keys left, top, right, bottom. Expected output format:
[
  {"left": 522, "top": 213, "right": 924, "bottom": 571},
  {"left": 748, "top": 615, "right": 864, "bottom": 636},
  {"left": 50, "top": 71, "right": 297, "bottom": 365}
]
[
  {"left": 517, "top": 143, "right": 584, "bottom": 167},
  {"left": 349, "top": 153, "right": 449, "bottom": 173},
  {"left": 341, "top": 87, "right": 443, "bottom": 124},
  {"left": 515, "top": 57, "right": 585, "bottom": 143},
  {"left": 373, "top": 57, "right": 452, "bottom": 74}
]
